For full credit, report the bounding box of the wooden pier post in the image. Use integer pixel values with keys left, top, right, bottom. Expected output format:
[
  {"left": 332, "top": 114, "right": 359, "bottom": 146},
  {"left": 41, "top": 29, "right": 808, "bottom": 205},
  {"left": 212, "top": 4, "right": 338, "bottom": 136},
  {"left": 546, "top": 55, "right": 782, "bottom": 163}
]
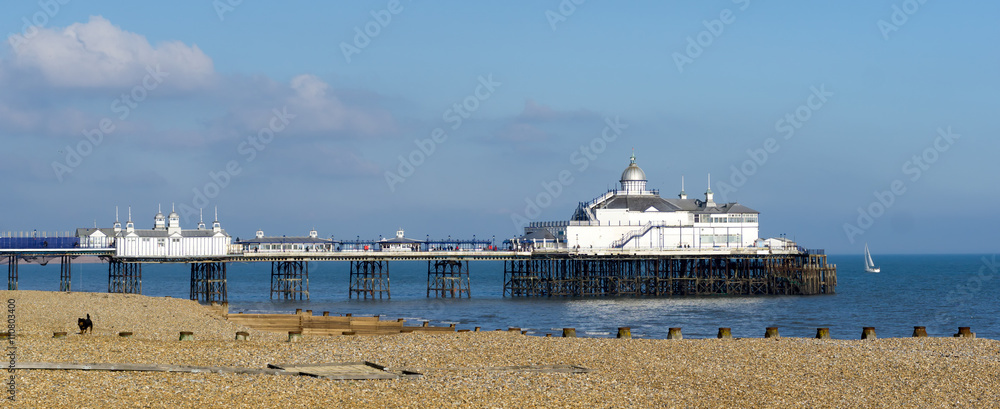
[
  {"left": 349, "top": 260, "right": 389, "bottom": 300},
  {"left": 717, "top": 327, "right": 732, "bottom": 339},
  {"left": 59, "top": 254, "right": 72, "bottom": 292},
  {"left": 912, "top": 326, "right": 928, "bottom": 337},
  {"left": 668, "top": 327, "right": 683, "bottom": 340},
  {"left": 272, "top": 261, "right": 309, "bottom": 300},
  {"left": 109, "top": 260, "right": 142, "bottom": 294},
  {"left": 562, "top": 328, "right": 576, "bottom": 338},
  {"left": 190, "top": 262, "right": 227, "bottom": 303},
  {"left": 427, "top": 260, "right": 470, "bottom": 298},
  {"left": 861, "top": 327, "right": 876, "bottom": 340},
  {"left": 764, "top": 327, "right": 779, "bottom": 338},
  {"left": 322, "top": 311, "right": 330, "bottom": 316},
  {"left": 617, "top": 327, "right": 631, "bottom": 339},
  {"left": 7, "top": 255, "right": 17, "bottom": 291},
  {"left": 815, "top": 328, "right": 830, "bottom": 339},
  {"left": 954, "top": 327, "right": 975, "bottom": 338},
  {"left": 178, "top": 331, "right": 194, "bottom": 341}
]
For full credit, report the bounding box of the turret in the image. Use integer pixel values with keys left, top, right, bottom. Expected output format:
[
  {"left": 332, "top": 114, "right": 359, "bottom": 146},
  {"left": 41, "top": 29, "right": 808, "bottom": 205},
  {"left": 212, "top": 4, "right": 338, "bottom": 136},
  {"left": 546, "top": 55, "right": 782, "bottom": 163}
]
[
  {"left": 705, "top": 174, "right": 716, "bottom": 207},
  {"left": 113, "top": 206, "right": 122, "bottom": 233},
  {"left": 153, "top": 204, "right": 166, "bottom": 230}
]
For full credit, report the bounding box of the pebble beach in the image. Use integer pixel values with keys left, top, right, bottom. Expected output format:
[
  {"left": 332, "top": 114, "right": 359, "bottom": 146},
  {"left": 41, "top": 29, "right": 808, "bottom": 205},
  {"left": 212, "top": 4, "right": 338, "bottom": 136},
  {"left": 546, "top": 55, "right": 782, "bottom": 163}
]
[{"left": 4, "top": 290, "right": 1000, "bottom": 408}]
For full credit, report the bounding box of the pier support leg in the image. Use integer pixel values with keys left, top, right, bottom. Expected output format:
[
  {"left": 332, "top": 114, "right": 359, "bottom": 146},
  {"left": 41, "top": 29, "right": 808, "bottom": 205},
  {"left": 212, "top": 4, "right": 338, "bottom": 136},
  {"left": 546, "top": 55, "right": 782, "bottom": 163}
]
[
  {"left": 108, "top": 261, "right": 141, "bottom": 294},
  {"left": 427, "top": 260, "right": 470, "bottom": 298},
  {"left": 349, "top": 260, "right": 389, "bottom": 300},
  {"left": 270, "top": 261, "right": 310, "bottom": 300},
  {"left": 7, "top": 256, "right": 17, "bottom": 291},
  {"left": 190, "top": 262, "right": 228, "bottom": 303},
  {"left": 59, "top": 255, "right": 71, "bottom": 292}
]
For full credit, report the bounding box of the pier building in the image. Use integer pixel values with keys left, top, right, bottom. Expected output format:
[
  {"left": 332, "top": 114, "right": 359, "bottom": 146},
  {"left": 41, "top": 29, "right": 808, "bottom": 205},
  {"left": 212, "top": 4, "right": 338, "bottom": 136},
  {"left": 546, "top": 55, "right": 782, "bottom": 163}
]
[
  {"left": 113, "top": 206, "right": 231, "bottom": 258},
  {"left": 522, "top": 153, "right": 760, "bottom": 250},
  {"left": 236, "top": 229, "right": 335, "bottom": 253}
]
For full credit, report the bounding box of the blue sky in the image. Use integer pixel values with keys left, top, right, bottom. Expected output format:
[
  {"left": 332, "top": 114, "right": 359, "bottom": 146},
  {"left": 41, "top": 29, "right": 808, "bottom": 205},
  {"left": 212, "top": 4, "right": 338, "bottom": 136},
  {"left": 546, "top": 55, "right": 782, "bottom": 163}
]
[{"left": 1, "top": 0, "right": 997, "bottom": 254}]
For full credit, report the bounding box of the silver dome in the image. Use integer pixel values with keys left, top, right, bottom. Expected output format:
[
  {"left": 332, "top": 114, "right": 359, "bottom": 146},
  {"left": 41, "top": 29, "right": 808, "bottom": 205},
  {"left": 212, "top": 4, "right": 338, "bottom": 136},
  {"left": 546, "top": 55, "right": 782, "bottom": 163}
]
[{"left": 620, "top": 155, "right": 646, "bottom": 182}]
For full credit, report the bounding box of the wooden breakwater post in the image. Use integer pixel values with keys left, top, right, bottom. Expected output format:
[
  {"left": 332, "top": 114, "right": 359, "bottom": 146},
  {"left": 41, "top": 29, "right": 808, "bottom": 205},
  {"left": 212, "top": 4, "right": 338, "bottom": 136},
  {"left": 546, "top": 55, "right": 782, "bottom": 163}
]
[
  {"left": 815, "top": 328, "right": 830, "bottom": 339},
  {"left": 717, "top": 328, "right": 732, "bottom": 339},
  {"left": 322, "top": 311, "right": 330, "bottom": 316},
  {"left": 288, "top": 331, "right": 303, "bottom": 342},
  {"left": 861, "top": 327, "right": 876, "bottom": 340},
  {"left": 617, "top": 327, "right": 631, "bottom": 339},
  {"left": 912, "top": 326, "right": 928, "bottom": 337},
  {"left": 764, "top": 327, "right": 779, "bottom": 339},
  {"left": 667, "top": 327, "right": 683, "bottom": 340},
  {"left": 178, "top": 331, "right": 194, "bottom": 341},
  {"left": 562, "top": 328, "right": 576, "bottom": 338},
  {"left": 235, "top": 331, "right": 249, "bottom": 341},
  {"left": 954, "top": 327, "right": 975, "bottom": 338}
]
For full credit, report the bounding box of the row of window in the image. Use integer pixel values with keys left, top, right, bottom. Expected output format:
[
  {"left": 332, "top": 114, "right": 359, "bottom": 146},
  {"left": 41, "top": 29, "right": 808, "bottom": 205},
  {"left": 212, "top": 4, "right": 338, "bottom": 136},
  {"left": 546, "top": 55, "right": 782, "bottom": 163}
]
[
  {"left": 699, "top": 234, "right": 742, "bottom": 244},
  {"left": 694, "top": 214, "right": 758, "bottom": 224}
]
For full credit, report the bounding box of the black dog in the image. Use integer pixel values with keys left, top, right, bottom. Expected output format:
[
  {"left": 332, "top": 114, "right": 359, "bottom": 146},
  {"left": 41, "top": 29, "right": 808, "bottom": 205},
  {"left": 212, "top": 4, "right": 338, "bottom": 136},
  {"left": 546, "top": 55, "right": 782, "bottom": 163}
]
[{"left": 77, "top": 314, "right": 93, "bottom": 334}]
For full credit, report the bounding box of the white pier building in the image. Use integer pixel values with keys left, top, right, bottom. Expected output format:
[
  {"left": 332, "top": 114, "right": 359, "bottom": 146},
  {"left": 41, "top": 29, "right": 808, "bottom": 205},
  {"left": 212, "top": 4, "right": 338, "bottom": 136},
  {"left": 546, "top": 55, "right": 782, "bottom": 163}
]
[
  {"left": 109, "top": 206, "right": 232, "bottom": 258},
  {"left": 522, "top": 154, "right": 761, "bottom": 250}
]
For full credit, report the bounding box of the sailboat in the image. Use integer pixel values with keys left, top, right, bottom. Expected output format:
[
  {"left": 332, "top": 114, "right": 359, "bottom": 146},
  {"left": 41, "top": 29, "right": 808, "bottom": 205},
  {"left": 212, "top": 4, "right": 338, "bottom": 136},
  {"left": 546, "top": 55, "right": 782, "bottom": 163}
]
[{"left": 864, "top": 243, "right": 880, "bottom": 273}]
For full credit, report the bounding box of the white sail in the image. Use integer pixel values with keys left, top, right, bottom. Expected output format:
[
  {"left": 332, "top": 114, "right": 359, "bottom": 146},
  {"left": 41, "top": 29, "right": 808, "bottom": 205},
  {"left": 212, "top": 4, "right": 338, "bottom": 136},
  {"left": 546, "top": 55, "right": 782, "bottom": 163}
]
[{"left": 864, "top": 243, "right": 879, "bottom": 273}]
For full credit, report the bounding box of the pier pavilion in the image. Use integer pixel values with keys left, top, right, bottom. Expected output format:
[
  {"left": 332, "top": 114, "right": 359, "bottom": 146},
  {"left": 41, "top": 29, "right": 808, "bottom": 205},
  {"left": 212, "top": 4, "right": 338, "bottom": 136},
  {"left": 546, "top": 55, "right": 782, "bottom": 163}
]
[{"left": 522, "top": 153, "right": 760, "bottom": 251}]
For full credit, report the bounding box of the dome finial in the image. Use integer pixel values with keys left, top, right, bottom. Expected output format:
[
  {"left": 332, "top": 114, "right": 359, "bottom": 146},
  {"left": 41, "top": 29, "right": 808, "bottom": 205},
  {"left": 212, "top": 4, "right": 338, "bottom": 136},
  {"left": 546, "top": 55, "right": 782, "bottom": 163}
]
[{"left": 630, "top": 147, "right": 635, "bottom": 164}]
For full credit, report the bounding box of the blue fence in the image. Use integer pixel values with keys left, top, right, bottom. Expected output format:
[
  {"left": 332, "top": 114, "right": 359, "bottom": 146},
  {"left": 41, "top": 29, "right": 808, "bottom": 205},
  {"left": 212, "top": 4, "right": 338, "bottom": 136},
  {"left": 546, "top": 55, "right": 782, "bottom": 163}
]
[{"left": 0, "top": 237, "right": 80, "bottom": 249}]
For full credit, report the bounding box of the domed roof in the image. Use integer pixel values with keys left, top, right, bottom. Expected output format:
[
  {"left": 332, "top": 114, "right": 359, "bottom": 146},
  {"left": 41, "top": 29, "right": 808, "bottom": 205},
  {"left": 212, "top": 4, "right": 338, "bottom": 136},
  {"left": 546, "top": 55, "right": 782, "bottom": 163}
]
[
  {"left": 168, "top": 211, "right": 179, "bottom": 218},
  {"left": 620, "top": 154, "right": 646, "bottom": 182}
]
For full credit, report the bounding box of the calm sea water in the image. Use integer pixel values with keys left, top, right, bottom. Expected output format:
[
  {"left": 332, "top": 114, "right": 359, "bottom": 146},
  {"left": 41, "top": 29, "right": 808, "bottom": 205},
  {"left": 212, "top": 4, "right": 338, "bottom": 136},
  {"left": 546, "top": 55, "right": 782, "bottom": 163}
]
[{"left": 10, "top": 254, "right": 999, "bottom": 340}]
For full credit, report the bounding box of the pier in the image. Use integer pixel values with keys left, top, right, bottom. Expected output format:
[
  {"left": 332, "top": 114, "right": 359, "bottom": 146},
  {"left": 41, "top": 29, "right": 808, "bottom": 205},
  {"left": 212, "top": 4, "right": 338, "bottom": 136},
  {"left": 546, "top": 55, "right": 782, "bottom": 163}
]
[
  {"left": 1, "top": 153, "right": 840, "bottom": 301},
  {"left": 1, "top": 241, "right": 835, "bottom": 301}
]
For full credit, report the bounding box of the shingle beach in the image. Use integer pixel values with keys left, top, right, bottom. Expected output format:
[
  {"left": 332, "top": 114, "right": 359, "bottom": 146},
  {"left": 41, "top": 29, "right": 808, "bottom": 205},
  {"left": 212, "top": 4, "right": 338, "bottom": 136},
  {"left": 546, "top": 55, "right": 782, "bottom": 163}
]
[{"left": 4, "top": 290, "right": 999, "bottom": 408}]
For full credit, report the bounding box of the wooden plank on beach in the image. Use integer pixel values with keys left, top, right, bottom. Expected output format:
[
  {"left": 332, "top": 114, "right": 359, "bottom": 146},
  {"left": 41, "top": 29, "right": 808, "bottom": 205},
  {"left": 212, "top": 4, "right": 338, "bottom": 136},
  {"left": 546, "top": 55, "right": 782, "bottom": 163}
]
[
  {"left": 268, "top": 361, "right": 421, "bottom": 380},
  {"left": 15, "top": 362, "right": 297, "bottom": 376}
]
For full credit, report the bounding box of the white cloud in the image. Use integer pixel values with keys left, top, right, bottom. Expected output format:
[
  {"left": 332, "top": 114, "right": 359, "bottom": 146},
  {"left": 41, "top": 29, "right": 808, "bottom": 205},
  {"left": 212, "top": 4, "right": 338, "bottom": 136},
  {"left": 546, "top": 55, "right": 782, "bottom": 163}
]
[
  {"left": 284, "top": 74, "right": 396, "bottom": 136},
  {"left": 8, "top": 15, "right": 214, "bottom": 89}
]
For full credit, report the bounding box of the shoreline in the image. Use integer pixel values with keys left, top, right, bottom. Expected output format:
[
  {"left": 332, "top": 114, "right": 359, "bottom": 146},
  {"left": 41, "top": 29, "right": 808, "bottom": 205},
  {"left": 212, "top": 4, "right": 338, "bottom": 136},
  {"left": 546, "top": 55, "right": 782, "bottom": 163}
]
[{"left": 4, "top": 290, "right": 1000, "bottom": 407}]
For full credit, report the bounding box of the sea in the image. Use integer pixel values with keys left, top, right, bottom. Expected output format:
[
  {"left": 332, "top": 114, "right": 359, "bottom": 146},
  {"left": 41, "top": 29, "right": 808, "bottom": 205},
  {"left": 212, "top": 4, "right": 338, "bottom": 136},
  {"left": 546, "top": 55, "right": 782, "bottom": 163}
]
[{"left": 10, "top": 254, "right": 999, "bottom": 340}]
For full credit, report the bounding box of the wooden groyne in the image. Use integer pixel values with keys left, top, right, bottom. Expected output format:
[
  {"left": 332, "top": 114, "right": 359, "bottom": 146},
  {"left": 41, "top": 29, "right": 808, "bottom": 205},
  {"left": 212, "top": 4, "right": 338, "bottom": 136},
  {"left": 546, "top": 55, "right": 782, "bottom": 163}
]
[
  {"left": 503, "top": 253, "right": 836, "bottom": 296},
  {"left": 223, "top": 309, "right": 457, "bottom": 336}
]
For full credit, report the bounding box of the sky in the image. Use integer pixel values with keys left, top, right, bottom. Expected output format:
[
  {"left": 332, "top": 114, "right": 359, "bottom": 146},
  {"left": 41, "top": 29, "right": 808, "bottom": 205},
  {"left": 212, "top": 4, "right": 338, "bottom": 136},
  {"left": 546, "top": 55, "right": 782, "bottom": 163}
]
[{"left": 0, "top": 0, "right": 997, "bottom": 254}]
